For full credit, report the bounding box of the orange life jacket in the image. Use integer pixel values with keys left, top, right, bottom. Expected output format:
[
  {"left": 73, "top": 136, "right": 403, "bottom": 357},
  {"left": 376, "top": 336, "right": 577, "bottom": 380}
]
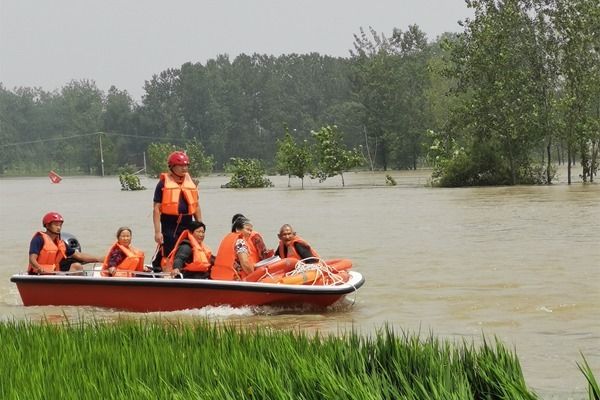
[
  {"left": 211, "top": 232, "right": 243, "bottom": 280},
  {"left": 166, "top": 230, "right": 212, "bottom": 272},
  {"left": 159, "top": 172, "right": 199, "bottom": 216},
  {"left": 102, "top": 242, "right": 144, "bottom": 277},
  {"left": 276, "top": 236, "right": 319, "bottom": 260},
  {"left": 247, "top": 231, "right": 267, "bottom": 264},
  {"left": 29, "top": 231, "right": 67, "bottom": 273}
]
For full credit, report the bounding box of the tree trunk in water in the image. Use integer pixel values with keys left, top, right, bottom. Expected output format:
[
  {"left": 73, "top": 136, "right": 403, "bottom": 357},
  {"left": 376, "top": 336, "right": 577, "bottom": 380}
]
[
  {"left": 567, "top": 144, "right": 572, "bottom": 185},
  {"left": 580, "top": 141, "right": 589, "bottom": 183},
  {"left": 546, "top": 138, "right": 552, "bottom": 184},
  {"left": 363, "top": 126, "right": 374, "bottom": 172},
  {"left": 591, "top": 140, "right": 597, "bottom": 183},
  {"left": 508, "top": 142, "right": 516, "bottom": 185},
  {"left": 381, "top": 138, "right": 388, "bottom": 172}
]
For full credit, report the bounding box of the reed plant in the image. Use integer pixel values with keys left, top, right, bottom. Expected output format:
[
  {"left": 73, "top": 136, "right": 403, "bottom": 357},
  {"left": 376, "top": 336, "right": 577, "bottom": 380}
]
[
  {"left": 578, "top": 354, "right": 600, "bottom": 400},
  {"left": 0, "top": 319, "right": 591, "bottom": 399}
]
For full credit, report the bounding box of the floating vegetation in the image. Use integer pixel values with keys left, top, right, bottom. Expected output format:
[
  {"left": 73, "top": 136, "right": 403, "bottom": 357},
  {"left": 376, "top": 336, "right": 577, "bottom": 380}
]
[{"left": 385, "top": 174, "right": 397, "bottom": 186}]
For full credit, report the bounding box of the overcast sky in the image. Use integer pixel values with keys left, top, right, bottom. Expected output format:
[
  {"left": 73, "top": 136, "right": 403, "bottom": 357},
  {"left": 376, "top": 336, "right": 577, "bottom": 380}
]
[{"left": 1, "top": 0, "right": 471, "bottom": 101}]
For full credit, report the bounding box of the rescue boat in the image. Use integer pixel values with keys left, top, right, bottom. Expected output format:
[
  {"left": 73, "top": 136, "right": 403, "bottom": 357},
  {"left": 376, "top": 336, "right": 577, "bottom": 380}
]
[{"left": 10, "top": 269, "right": 364, "bottom": 312}]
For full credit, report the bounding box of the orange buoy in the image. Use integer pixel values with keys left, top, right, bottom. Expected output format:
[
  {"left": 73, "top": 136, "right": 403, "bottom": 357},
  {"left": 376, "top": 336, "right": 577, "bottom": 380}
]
[
  {"left": 324, "top": 259, "right": 352, "bottom": 271},
  {"left": 244, "top": 257, "right": 298, "bottom": 282},
  {"left": 279, "top": 269, "right": 319, "bottom": 285}
]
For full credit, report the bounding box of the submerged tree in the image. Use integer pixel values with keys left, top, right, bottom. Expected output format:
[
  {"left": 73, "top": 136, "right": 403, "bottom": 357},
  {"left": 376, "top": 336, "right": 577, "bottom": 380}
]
[
  {"left": 275, "top": 128, "right": 312, "bottom": 188},
  {"left": 441, "top": 0, "right": 553, "bottom": 185},
  {"left": 311, "top": 125, "right": 363, "bottom": 186},
  {"left": 223, "top": 158, "right": 273, "bottom": 188}
]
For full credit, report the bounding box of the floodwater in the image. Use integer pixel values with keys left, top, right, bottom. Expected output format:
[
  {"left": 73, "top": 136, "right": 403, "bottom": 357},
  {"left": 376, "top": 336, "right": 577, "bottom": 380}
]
[{"left": 0, "top": 170, "right": 598, "bottom": 399}]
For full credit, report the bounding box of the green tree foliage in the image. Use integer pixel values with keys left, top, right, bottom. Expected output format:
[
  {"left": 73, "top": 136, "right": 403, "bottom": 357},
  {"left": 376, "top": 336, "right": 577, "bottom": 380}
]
[
  {"left": 2, "top": 12, "right": 597, "bottom": 188},
  {"left": 146, "top": 140, "right": 214, "bottom": 178},
  {"left": 437, "top": 0, "right": 562, "bottom": 185},
  {"left": 351, "top": 25, "right": 431, "bottom": 170},
  {"left": 223, "top": 158, "right": 273, "bottom": 188},
  {"left": 275, "top": 128, "right": 312, "bottom": 188},
  {"left": 311, "top": 125, "right": 363, "bottom": 186},
  {"left": 185, "top": 138, "right": 215, "bottom": 177},
  {"left": 146, "top": 143, "right": 177, "bottom": 178},
  {"left": 551, "top": 0, "right": 600, "bottom": 183},
  {"left": 118, "top": 172, "right": 146, "bottom": 191}
]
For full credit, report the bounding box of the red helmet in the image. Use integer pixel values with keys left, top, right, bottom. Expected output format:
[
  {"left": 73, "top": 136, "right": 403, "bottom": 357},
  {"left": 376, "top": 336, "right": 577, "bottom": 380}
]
[
  {"left": 167, "top": 151, "right": 190, "bottom": 167},
  {"left": 42, "top": 212, "right": 64, "bottom": 226}
]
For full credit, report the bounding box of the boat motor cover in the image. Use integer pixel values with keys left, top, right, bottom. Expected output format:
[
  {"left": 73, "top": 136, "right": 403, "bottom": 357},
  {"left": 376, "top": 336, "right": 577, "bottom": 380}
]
[{"left": 61, "top": 232, "right": 82, "bottom": 252}]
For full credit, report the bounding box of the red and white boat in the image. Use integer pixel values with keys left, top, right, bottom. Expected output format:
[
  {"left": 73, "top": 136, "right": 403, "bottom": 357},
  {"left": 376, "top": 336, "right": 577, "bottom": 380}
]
[{"left": 10, "top": 270, "right": 365, "bottom": 312}]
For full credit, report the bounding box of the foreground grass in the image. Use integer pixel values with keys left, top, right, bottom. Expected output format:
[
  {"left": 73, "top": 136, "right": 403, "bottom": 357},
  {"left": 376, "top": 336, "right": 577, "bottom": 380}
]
[{"left": 0, "top": 319, "right": 575, "bottom": 399}]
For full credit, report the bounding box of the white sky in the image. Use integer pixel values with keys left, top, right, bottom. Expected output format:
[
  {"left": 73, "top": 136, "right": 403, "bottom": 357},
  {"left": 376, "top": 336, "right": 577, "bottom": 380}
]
[{"left": 0, "top": 0, "right": 471, "bottom": 102}]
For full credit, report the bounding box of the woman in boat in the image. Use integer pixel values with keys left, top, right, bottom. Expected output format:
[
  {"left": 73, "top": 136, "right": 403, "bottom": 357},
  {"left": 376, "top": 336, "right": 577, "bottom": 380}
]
[
  {"left": 102, "top": 227, "right": 147, "bottom": 277},
  {"left": 211, "top": 217, "right": 263, "bottom": 280},
  {"left": 274, "top": 224, "right": 320, "bottom": 263},
  {"left": 28, "top": 212, "right": 102, "bottom": 275},
  {"left": 166, "top": 221, "right": 214, "bottom": 279},
  {"left": 230, "top": 213, "right": 272, "bottom": 261},
  {"left": 151, "top": 151, "right": 202, "bottom": 272}
]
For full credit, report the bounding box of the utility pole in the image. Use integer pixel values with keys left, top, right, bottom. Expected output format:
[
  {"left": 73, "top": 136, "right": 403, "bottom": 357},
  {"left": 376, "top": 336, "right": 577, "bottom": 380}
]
[{"left": 99, "top": 132, "right": 105, "bottom": 177}]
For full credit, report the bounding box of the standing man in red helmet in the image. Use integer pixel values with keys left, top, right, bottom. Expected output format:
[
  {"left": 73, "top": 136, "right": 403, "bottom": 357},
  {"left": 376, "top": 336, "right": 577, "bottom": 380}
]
[
  {"left": 152, "top": 151, "right": 203, "bottom": 271},
  {"left": 28, "top": 212, "right": 102, "bottom": 274}
]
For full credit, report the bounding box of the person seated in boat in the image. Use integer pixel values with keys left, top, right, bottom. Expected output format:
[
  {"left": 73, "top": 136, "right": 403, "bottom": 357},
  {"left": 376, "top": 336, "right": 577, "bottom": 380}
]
[
  {"left": 211, "top": 217, "right": 265, "bottom": 280},
  {"left": 28, "top": 212, "right": 102, "bottom": 275},
  {"left": 274, "top": 224, "right": 320, "bottom": 263},
  {"left": 166, "top": 221, "right": 214, "bottom": 279},
  {"left": 102, "top": 227, "right": 148, "bottom": 277},
  {"left": 229, "top": 213, "right": 273, "bottom": 261}
]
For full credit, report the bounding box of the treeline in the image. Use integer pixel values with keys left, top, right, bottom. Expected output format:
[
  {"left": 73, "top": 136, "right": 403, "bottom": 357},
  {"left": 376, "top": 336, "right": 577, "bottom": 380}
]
[{"left": 1, "top": 0, "right": 598, "bottom": 185}]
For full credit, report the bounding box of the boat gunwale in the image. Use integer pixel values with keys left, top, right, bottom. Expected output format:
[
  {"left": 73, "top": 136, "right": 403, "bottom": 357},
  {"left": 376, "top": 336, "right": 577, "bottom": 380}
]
[{"left": 10, "top": 271, "right": 365, "bottom": 296}]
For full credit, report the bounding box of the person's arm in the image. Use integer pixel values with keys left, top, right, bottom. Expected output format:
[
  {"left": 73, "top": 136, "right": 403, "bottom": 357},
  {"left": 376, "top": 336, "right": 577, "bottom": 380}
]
[
  {"left": 194, "top": 204, "right": 202, "bottom": 222},
  {"left": 153, "top": 181, "right": 164, "bottom": 244},
  {"left": 235, "top": 238, "right": 254, "bottom": 275},
  {"left": 294, "top": 242, "right": 316, "bottom": 262},
  {"left": 105, "top": 248, "right": 123, "bottom": 276},
  {"left": 252, "top": 232, "right": 272, "bottom": 259},
  {"left": 71, "top": 251, "right": 102, "bottom": 264},
  {"left": 153, "top": 202, "right": 163, "bottom": 245},
  {"left": 237, "top": 252, "right": 254, "bottom": 275},
  {"left": 28, "top": 253, "right": 43, "bottom": 274},
  {"left": 172, "top": 242, "right": 192, "bottom": 271},
  {"left": 28, "top": 236, "right": 44, "bottom": 273}
]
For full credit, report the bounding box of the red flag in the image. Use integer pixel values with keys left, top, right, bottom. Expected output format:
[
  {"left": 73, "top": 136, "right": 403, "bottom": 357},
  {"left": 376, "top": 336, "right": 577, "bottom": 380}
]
[{"left": 48, "top": 170, "right": 62, "bottom": 184}]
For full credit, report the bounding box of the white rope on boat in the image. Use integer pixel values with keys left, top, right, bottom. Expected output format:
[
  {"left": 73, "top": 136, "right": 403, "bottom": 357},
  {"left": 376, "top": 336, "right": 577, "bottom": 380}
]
[{"left": 284, "top": 258, "right": 347, "bottom": 286}]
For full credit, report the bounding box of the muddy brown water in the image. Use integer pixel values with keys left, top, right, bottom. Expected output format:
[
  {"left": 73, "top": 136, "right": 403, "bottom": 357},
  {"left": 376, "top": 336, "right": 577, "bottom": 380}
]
[{"left": 0, "top": 170, "right": 598, "bottom": 399}]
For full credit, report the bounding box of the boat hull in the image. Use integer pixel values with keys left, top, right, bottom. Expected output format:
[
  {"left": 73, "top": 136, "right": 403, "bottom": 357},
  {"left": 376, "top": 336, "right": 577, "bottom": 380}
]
[{"left": 10, "top": 272, "right": 365, "bottom": 312}]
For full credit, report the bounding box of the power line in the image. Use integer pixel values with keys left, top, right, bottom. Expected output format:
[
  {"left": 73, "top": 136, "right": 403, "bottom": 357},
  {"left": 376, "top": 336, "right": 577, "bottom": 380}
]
[{"left": 0, "top": 131, "right": 186, "bottom": 148}]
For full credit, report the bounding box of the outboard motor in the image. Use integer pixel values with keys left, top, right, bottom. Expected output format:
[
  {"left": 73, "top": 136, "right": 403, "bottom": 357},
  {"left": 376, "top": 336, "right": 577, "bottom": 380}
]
[{"left": 61, "top": 232, "right": 82, "bottom": 252}]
